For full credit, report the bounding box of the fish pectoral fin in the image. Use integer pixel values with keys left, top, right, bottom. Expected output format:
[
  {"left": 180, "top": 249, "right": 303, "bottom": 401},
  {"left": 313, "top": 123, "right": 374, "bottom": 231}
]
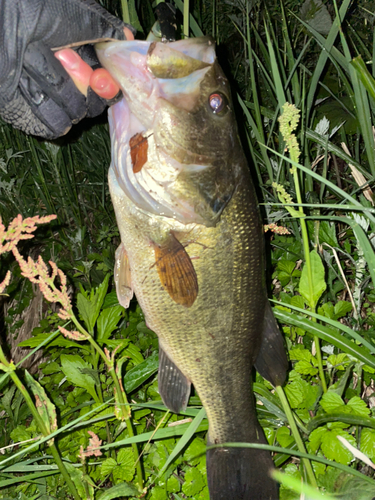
[
  {"left": 254, "top": 300, "right": 288, "bottom": 387},
  {"left": 153, "top": 233, "right": 198, "bottom": 308},
  {"left": 158, "top": 346, "right": 191, "bottom": 413},
  {"left": 114, "top": 243, "right": 134, "bottom": 309}
]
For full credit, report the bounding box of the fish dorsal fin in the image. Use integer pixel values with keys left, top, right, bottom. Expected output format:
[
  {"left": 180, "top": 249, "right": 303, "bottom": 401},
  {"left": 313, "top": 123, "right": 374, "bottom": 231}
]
[
  {"left": 158, "top": 345, "right": 191, "bottom": 413},
  {"left": 254, "top": 300, "right": 288, "bottom": 387},
  {"left": 114, "top": 243, "right": 134, "bottom": 309},
  {"left": 153, "top": 233, "right": 198, "bottom": 308}
]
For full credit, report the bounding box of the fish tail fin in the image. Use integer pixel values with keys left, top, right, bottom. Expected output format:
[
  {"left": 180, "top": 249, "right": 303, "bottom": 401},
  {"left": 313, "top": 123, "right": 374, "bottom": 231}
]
[{"left": 206, "top": 444, "right": 278, "bottom": 500}]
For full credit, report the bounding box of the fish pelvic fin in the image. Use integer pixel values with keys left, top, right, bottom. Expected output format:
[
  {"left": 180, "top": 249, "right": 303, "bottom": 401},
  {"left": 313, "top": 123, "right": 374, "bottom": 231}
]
[
  {"left": 153, "top": 232, "right": 198, "bottom": 308},
  {"left": 114, "top": 243, "right": 134, "bottom": 308},
  {"left": 158, "top": 346, "right": 191, "bottom": 413},
  {"left": 206, "top": 443, "right": 278, "bottom": 500},
  {"left": 254, "top": 300, "right": 288, "bottom": 387}
]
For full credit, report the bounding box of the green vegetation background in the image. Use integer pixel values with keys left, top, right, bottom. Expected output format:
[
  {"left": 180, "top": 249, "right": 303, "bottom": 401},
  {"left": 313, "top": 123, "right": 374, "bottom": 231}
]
[{"left": 1, "top": 0, "right": 375, "bottom": 499}]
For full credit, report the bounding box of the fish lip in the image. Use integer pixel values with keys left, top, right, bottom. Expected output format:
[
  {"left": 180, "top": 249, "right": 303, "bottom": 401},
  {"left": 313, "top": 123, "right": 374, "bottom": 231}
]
[{"left": 96, "top": 36, "right": 216, "bottom": 64}]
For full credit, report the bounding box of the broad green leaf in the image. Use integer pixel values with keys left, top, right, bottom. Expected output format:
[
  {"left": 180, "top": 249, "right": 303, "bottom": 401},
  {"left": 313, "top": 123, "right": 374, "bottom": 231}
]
[
  {"left": 318, "top": 220, "right": 338, "bottom": 247},
  {"left": 333, "top": 302, "right": 352, "bottom": 321},
  {"left": 284, "top": 372, "right": 319, "bottom": 409},
  {"left": 97, "top": 305, "right": 123, "bottom": 342},
  {"left": 277, "top": 260, "right": 296, "bottom": 275},
  {"left": 167, "top": 475, "right": 181, "bottom": 493},
  {"left": 336, "top": 475, "right": 375, "bottom": 500},
  {"left": 60, "top": 355, "right": 99, "bottom": 403},
  {"left": 196, "top": 486, "right": 210, "bottom": 499},
  {"left": 10, "top": 425, "right": 33, "bottom": 444},
  {"left": 101, "top": 457, "right": 117, "bottom": 477},
  {"left": 122, "top": 343, "right": 144, "bottom": 365},
  {"left": 276, "top": 427, "right": 294, "bottom": 448},
  {"left": 309, "top": 427, "right": 327, "bottom": 453},
  {"left": 183, "top": 437, "right": 207, "bottom": 467},
  {"left": 124, "top": 352, "right": 159, "bottom": 393},
  {"left": 318, "top": 302, "right": 334, "bottom": 319},
  {"left": 77, "top": 273, "right": 110, "bottom": 333},
  {"left": 24, "top": 371, "right": 56, "bottom": 436},
  {"left": 290, "top": 294, "right": 305, "bottom": 309},
  {"left": 18, "top": 332, "right": 90, "bottom": 352},
  {"left": 299, "top": 250, "right": 326, "bottom": 309},
  {"left": 327, "top": 354, "right": 348, "bottom": 371},
  {"left": 284, "top": 381, "right": 304, "bottom": 408},
  {"left": 264, "top": 427, "right": 276, "bottom": 445},
  {"left": 97, "top": 482, "right": 139, "bottom": 499},
  {"left": 300, "top": 0, "right": 332, "bottom": 36},
  {"left": 65, "top": 463, "right": 94, "bottom": 499},
  {"left": 103, "top": 291, "right": 121, "bottom": 309},
  {"left": 182, "top": 467, "right": 205, "bottom": 496},
  {"left": 321, "top": 429, "right": 356, "bottom": 465},
  {"left": 360, "top": 428, "right": 375, "bottom": 461},
  {"left": 150, "top": 486, "right": 167, "bottom": 500},
  {"left": 346, "top": 397, "right": 370, "bottom": 417},
  {"left": 320, "top": 392, "right": 345, "bottom": 414},
  {"left": 289, "top": 349, "right": 313, "bottom": 362},
  {"left": 113, "top": 448, "right": 135, "bottom": 483},
  {"left": 294, "top": 360, "right": 318, "bottom": 376}
]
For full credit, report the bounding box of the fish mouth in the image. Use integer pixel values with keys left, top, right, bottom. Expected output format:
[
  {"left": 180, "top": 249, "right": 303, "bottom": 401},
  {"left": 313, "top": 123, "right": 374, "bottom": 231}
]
[{"left": 97, "top": 38, "right": 224, "bottom": 226}]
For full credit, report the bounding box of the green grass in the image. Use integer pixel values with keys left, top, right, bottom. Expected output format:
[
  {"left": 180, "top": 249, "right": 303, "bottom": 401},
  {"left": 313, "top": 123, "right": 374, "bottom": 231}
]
[{"left": 1, "top": 0, "right": 375, "bottom": 499}]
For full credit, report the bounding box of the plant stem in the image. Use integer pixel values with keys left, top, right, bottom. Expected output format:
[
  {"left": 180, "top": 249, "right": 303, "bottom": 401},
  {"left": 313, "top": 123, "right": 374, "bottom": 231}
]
[
  {"left": 70, "top": 314, "right": 144, "bottom": 491},
  {"left": 121, "top": 0, "right": 130, "bottom": 24},
  {"left": 289, "top": 128, "right": 327, "bottom": 393},
  {"left": 183, "top": 0, "right": 189, "bottom": 38},
  {"left": 8, "top": 369, "right": 81, "bottom": 500},
  {"left": 275, "top": 385, "right": 317, "bottom": 488}
]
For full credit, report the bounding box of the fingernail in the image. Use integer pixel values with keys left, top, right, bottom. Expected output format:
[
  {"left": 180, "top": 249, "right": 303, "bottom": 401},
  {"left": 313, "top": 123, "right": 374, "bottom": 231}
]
[
  {"left": 55, "top": 49, "right": 80, "bottom": 71},
  {"left": 95, "top": 78, "right": 110, "bottom": 91}
]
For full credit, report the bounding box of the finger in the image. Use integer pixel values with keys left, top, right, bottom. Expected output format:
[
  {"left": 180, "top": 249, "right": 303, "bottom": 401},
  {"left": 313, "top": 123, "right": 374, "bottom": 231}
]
[
  {"left": 89, "top": 27, "right": 133, "bottom": 99},
  {"left": 124, "top": 26, "right": 135, "bottom": 40},
  {"left": 54, "top": 49, "right": 93, "bottom": 96},
  {"left": 90, "top": 68, "right": 120, "bottom": 100}
]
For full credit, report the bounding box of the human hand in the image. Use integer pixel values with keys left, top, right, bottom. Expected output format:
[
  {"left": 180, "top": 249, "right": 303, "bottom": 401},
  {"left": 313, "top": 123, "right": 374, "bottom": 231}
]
[
  {"left": 54, "top": 26, "right": 134, "bottom": 102},
  {"left": 0, "top": 0, "right": 135, "bottom": 139}
]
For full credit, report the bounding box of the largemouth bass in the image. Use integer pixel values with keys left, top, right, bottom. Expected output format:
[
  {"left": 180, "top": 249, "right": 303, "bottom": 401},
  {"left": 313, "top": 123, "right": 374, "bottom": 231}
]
[{"left": 96, "top": 36, "right": 288, "bottom": 500}]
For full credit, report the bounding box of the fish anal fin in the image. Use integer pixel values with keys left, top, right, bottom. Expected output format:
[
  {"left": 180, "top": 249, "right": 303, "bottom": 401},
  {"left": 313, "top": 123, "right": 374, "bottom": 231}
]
[
  {"left": 158, "top": 346, "right": 191, "bottom": 413},
  {"left": 254, "top": 300, "right": 288, "bottom": 387},
  {"left": 114, "top": 243, "right": 134, "bottom": 308},
  {"left": 153, "top": 233, "right": 198, "bottom": 308}
]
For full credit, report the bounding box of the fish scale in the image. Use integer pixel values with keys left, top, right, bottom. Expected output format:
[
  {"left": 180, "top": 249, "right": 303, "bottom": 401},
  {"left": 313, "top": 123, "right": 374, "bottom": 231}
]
[{"left": 97, "top": 36, "right": 288, "bottom": 500}]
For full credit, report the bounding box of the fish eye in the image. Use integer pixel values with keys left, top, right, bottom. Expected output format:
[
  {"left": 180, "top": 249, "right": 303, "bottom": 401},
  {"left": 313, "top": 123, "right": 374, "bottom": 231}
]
[{"left": 208, "top": 92, "right": 228, "bottom": 114}]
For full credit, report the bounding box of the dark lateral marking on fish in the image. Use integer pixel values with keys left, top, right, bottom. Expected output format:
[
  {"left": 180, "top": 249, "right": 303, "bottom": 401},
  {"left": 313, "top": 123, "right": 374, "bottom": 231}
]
[
  {"left": 158, "top": 346, "right": 191, "bottom": 413},
  {"left": 153, "top": 233, "right": 198, "bottom": 308},
  {"left": 129, "top": 133, "right": 148, "bottom": 173}
]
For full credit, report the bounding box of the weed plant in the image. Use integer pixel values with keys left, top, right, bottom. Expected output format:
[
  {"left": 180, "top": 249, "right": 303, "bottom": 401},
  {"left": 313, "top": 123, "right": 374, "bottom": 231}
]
[{"left": 0, "top": 0, "right": 375, "bottom": 499}]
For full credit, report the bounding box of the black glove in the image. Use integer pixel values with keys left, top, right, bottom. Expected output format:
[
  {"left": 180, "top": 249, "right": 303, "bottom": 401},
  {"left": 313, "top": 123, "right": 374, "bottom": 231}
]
[{"left": 0, "top": 0, "right": 135, "bottom": 139}]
